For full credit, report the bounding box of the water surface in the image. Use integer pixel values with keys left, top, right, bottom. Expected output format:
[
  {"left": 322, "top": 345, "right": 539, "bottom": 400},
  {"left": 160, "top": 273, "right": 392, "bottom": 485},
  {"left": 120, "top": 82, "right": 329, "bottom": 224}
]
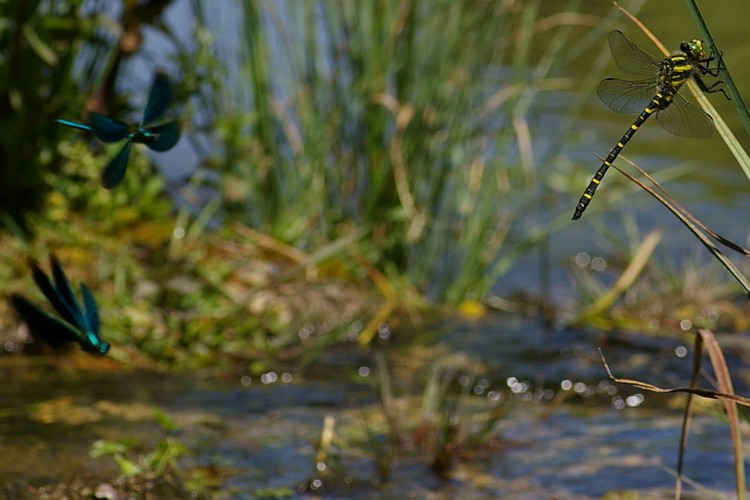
[{"left": 0, "top": 315, "right": 742, "bottom": 498}]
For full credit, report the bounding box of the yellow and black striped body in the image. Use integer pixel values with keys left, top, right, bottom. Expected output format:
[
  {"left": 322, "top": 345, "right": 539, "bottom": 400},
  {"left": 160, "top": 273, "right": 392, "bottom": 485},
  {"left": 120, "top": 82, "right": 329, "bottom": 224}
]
[
  {"left": 572, "top": 34, "right": 712, "bottom": 221},
  {"left": 572, "top": 93, "right": 667, "bottom": 220}
]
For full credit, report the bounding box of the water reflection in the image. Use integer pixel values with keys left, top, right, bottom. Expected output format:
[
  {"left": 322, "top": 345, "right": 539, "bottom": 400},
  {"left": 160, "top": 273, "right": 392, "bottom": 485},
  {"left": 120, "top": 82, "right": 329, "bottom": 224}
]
[{"left": 0, "top": 313, "right": 745, "bottom": 497}]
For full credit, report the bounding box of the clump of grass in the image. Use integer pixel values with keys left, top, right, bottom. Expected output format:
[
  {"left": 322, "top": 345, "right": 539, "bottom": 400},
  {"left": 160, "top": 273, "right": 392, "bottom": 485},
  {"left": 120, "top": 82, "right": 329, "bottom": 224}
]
[
  {"left": 89, "top": 408, "right": 212, "bottom": 497},
  {"left": 0, "top": 158, "right": 377, "bottom": 369},
  {"left": 197, "top": 0, "right": 600, "bottom": 304},
  {"left": 570, "top": 221, "right": 750, "bottom": 333},
  {"left": 364, "top": 349, "right": 509, "bottom": 480},
  {"left": 91, "top": 409, "right": 189, "bottom": 480}
]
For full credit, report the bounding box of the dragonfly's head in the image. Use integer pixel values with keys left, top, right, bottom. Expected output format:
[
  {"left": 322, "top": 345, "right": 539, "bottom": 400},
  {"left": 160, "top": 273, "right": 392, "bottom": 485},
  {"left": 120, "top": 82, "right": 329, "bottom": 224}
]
[
  {"left": 82, "top": 331, "right": 110, "bottom": 356},
  {"left": 681, "top": 38, "right": 707, "bottom": 61},
  {"left": 84, "top": 341, "right": 110, "bottom": 356}
]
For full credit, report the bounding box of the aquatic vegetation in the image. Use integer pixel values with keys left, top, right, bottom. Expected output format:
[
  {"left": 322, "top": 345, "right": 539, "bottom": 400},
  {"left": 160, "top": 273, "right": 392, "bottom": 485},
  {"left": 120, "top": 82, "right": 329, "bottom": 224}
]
[
  {"left": 570, "top": 225, "right": 750, "bottom": 333},
  {"left": 90, "top": 409, "right": 189, "bottom": 480},
  {"left": 199, "top": 0, "right": 594, "bottom": 303},
  {"left": 369, "top": 350, "right": 509, "bottom": 479}
]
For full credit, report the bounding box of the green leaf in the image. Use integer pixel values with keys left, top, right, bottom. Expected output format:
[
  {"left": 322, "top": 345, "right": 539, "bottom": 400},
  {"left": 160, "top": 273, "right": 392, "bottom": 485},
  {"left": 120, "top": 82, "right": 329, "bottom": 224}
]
[
  {"left": 22, "top": 23, "right": 58, "bottom": 66},
  {"left": 114, "top": 455, "right": 143, "bottom": 478},
  {"left": 90, "top": 438, "right": 138, "bottom": 457},
  {"left": 153, "top": 407, "right": 179, "bottom": 432}
]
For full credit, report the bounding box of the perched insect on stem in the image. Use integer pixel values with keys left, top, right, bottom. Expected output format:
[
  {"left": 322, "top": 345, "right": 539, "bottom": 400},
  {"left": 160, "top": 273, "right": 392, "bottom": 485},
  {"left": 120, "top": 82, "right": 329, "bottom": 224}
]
[{"left": 572, "top": 30, "right": 725, "bottom": 221}]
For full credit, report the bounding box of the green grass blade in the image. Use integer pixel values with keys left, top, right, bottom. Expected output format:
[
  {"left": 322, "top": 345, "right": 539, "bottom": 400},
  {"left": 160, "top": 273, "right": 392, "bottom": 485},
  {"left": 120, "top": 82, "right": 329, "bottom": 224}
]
[
  {"left": 611, "top": 161, "right": 750, "bottom": 295},
  {"left": 685, "top": 0, "right": 750, "bottom": 184},
  {"left": 698, "top": 328, "right": 746, "bottom": 500},
  {"left": 685, "top": 0, "right": 750, "bottom": 136}
]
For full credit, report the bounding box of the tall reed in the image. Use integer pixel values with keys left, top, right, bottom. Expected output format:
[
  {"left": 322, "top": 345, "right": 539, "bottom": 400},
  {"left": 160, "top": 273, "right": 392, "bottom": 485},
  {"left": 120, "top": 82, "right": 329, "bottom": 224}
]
[{"left": 200, "top": 0, "right": 595, "bottom": 302}]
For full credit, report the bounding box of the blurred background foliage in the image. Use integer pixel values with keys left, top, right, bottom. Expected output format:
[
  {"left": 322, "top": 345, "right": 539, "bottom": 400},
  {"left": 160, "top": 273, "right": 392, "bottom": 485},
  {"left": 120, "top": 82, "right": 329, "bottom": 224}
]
[
  {"left": 0, "top": 0, "right": 175, "bottom": 228},
  {"left": 5, "top": 3, "right": 750, "bottom": 495},
  {"left": 192, "top": 0, "right": 581, "bottom": 304},
  {"left": 0, "top": 0, "right": 651, "bottom": 367}
]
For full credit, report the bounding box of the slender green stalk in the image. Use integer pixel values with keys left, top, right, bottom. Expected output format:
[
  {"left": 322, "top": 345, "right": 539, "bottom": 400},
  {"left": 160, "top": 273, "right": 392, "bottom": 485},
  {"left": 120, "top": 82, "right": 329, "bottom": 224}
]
[
  {"left": 684, "top": 0, "right": 750, "bottom": 183},
  {"left": 686, "top": 0, "right": 750, "bottom": 137}
]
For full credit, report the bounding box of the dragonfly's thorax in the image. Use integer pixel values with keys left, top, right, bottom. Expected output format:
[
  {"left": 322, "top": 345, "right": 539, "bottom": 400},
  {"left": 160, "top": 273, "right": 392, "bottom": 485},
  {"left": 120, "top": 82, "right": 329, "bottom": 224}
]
[
  {"left": 133, "top": 127, "right": 159, "bottom": 144},
  {"left": 655, "top": 54, "right": 697, "bottom": 103},
  {"left": 83, "top": 337, "right": 110, "bottom": 355},
  {"left": 654, "top": 38, "right": 709, "bottom": 102}
]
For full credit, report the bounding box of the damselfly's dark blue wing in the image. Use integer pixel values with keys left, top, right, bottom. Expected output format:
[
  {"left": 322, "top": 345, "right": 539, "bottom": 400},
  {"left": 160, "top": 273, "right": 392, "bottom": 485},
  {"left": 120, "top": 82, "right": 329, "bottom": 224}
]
[
  {"left": 101, "top": 140, "right": 133, "bottom": 189},
  {"left": 80, "top": 283, "right": 100, "bottom": 335},
  {"left": 30, "top": 258, "right": 78, "bottom": 327},
  {"left": 48, "top": 257, "right": 109, "bottom": 355},
  {"left": 10, "top": 294, "right": 83, "bottom": 347},
  {"left": 141, "top": 72, "right": 173, "bottom": 126},
  {"left": 78, "top": 283, "right": 109, "bottom": 355},
  {"left": 49, "top": 254, "right": 87, "bottom": 329},
  {"left": 144, "top": 121, "right": 180, "bottom": 152},
  {"left": 89, "top": 113, "right": 130, "bottom": 143}
]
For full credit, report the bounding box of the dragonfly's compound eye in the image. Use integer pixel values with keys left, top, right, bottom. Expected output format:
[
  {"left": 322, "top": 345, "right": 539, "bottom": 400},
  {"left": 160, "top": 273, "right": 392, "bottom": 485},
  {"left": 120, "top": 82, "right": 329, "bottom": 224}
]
[{"left": 681, "top": 39, "right": 706, "bottom": 61}]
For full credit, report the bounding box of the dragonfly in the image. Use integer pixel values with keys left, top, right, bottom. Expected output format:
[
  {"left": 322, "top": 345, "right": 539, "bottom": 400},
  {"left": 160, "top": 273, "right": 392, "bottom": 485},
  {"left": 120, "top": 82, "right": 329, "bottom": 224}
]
[
  {"left": 10, "top": 254, "right": 110, "bottom": 356},
  {"left": 572, "top": 30, "right": 722, "bottom": 220},
  {"left": 56, "top": 71, "right": 180, "bottom": 189}
]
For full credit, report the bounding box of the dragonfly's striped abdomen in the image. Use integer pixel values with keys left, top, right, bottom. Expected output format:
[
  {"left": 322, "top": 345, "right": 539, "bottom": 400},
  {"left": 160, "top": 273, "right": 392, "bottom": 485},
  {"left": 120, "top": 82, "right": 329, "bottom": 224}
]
[{"left": 572, "top": 93, "right": 667, "bottom": 220}]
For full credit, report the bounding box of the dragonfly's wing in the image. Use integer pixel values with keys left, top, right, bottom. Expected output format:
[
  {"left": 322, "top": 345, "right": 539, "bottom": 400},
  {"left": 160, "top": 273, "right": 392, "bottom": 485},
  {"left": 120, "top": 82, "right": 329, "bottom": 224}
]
[
  {"left": 79, "top": 284, "right": 109, "bottom": 355},
  {"left": 10, "top": 294, "right": 82, "bottom": 347},
  {"left": 597, "top": 78, "right": 656, "bottom": 114},
  {"left": 142, "top": 71, "right": 173, "bottom": 126},
  {"left": 79, "top": 283, "right": 100, "bottom": 335},
  {"left": 145, "top": 121, "right": 180, "bottom": 152},
  {"left": 656, "top": 94, "right": 714, "bottom": 138},
  {"left": 30, "top": 258, "right": 79, "bottom": 327},
  {"left": 101, "top": 140, "right": 133, "bottom": 189},
  {"left": 90, "top": 113, "right": 130, "bottom": 143},
  {"left": 55, "top": 119, "right": 93, "bottom": 132},
  {"left": 49, "top": 255, "right": 87, "bottom": 329},
  {"left": 607, "top": 30, "right": 660, "bottom": 76}
]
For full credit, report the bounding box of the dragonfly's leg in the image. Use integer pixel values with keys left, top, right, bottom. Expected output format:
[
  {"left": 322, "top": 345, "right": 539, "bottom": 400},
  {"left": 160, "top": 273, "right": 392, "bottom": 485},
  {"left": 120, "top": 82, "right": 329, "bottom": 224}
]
[
  {"left": 700, "top": 60, "right": 722, "bottom": 77},
  {"left": 710, "top": 49, "right": 727, "bottom": 72},
  {"left": 700, "top": 50, "right": 726, "bottom": 78},
  {"left": 694, "top": 72, "right": 729, "bottom": 101}
]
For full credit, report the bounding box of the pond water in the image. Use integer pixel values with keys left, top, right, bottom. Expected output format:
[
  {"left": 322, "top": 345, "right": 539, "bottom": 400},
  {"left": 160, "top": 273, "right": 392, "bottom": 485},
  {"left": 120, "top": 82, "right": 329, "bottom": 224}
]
[{"left": 0, "top": 315, "right": 744, "bottom": 498}]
